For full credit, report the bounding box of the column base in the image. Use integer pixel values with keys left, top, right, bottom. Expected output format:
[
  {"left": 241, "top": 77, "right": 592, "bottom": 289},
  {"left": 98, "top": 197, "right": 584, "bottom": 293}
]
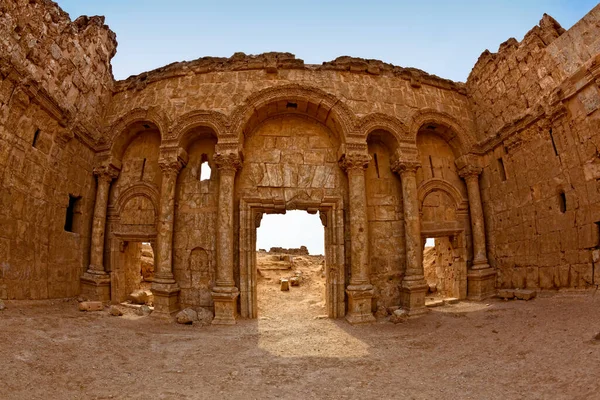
[
  {"left": 467, "top": 266, "right": 497, "bottom": 301},
  {"left": 80, "top": 271, "right": 111, "bottom": 302},
  {"left": 151, "top": 282, "right": 180, "bottom": 318},
  {"left": 400, "top": 278, "right": 429, "bottom": 317},
  {"left": 212, "top": 287, "right": 239, "bottom": 325},
  {"left": 345, "top": 285, "right": 375, "bottom": 325}
]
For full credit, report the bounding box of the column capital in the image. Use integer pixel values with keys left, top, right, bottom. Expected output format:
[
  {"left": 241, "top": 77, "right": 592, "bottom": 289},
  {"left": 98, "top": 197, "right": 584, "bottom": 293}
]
[
  {"left": 93, "top": 164, "right": 120, "bottom": 182},
  {"left": 391, "top": 159, "right": 421, "bottom": 174},
  {"left": 339, "top": 153, "right": 370, "bottom": 172},
  {"left": 158, "top": 146, "right": 188, "bottom": 176},
  {"left": 214, "top": 152, "right": 243, "bottom": 173},
  {"left": 458, "top": 164, "right": 482, "bottom": 179}
]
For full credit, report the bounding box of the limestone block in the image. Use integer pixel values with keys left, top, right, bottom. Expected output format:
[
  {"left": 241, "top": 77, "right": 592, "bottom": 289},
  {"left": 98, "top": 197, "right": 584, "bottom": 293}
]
[
  {"left": 176, "top": 308, "right": 198, "bottom": 324},
  {"left": 280, "top": 279, "right": 290, "bottom": 291},
  {"left": 498, "top": 289, "right": 515, "bottom": 299},
  {"left": 78, "top": 301, "right": 103, "bottom": 312},
  {"left": 514, "top": 289, "right": 537, "bottom": 301}
]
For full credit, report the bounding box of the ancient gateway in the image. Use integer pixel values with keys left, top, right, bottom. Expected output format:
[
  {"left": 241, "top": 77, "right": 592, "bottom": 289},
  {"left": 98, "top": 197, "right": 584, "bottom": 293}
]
[{"left": 1, "top": 1, "right": 600, "bottom": 324}]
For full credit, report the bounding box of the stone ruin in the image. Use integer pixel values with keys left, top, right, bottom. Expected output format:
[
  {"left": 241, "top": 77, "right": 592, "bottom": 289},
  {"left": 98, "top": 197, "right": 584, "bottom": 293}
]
[
  {"left": 1, "top": 0, "right": 599, "bottom": 324},
  {"left": 268, "top": 246, "right": 310, "bottom": 256}
]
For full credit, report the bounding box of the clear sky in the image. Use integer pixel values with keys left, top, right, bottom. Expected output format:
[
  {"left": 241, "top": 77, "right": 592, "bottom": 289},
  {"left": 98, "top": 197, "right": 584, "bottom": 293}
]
[{"left": 55, "top": 1, "right": 597, "bottom": 254}]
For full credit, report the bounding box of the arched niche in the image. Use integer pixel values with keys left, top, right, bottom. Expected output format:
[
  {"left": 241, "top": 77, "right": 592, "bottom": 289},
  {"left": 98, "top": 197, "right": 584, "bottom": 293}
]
[{"left": 108, "top": 108, "right": 168, "bottom": 162}]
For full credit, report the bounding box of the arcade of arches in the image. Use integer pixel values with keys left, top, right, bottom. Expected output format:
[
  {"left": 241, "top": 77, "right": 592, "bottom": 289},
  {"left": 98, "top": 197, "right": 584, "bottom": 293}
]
[{"left": 2, "top": 1, "right": 600, "bottom": 325}]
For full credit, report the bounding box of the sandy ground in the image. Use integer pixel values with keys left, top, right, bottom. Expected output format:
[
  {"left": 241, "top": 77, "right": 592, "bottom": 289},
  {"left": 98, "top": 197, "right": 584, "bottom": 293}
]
[{"left": 1, "top": 255, "right": 599, "bottom": 400}]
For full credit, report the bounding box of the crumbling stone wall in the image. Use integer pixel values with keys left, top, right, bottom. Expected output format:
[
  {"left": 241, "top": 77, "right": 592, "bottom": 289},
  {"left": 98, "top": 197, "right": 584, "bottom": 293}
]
[
  {"left": 0, "top": 0, "right": 117, "bottom": 299},
  {"left": 469, "top": 5, "right": 600, "bottom": 290}
]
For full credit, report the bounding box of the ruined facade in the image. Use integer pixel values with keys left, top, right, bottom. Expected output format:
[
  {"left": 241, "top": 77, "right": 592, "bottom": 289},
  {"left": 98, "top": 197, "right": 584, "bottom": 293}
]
[{"left": 1, "top": 0, "right": 599, "bottom": 323}]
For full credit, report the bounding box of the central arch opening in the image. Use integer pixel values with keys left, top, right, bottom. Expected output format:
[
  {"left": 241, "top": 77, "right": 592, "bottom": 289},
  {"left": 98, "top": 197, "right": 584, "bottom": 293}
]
[{"left": 255, "top": 210, "right": 326, "bottom": 320}]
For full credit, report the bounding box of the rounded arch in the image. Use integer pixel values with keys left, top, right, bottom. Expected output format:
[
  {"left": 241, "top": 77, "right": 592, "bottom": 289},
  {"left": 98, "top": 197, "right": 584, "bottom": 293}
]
[
  {"left": 229, "top": 84, "right": 358, "bottom": 145},
  {"left": 359, "top": 113, "right": 409, "bottom": 142},
  {"left": 418, "top": 178, "right": 468, "bottom": 212},
  {"left": 108, "top": 107, "right": 169, "bottom": 161},
  {"left": 169, "top": 110, "right": 228, "bottom": 150},
  {"left": 114, "top": 182, "right": 160, "bottom": 223},
  {"left": 410, "top": 109, "right": 474, "bottom": 156}
]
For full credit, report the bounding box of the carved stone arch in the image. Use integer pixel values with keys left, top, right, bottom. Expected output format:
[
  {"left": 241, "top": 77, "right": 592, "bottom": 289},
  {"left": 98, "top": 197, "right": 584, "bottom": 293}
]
[
  {"left": 108, "top": 107, "right": 170, "bottom": 161},
  {"left": 360, "top": 113, "right": 409, "bottom": 141},
  {"left": 410, "top": 108, "right": 475, "bottom": 156},
  {"left": 169, "top": 110, "right": 229, "bottom": 149},
  {"left": 114, "top": 182, "right": 161, "bottom": 223},
  {"left": 229, "top": 84, "right": 358, "bottom": 145},
  {"left": 418, "top": 178, "right": 468, "bottom": 212}
]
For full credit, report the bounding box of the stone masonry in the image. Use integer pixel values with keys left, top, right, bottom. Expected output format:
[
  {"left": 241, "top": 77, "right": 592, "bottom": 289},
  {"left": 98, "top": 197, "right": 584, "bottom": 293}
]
[{"left": 1, "top": 0, "right": 599, "bottom": 324}]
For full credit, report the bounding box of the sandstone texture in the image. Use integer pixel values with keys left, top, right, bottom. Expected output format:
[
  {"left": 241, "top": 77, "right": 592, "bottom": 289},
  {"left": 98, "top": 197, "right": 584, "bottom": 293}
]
[{"left": 1, "top": 0, "right": 600, "bottom": 325}]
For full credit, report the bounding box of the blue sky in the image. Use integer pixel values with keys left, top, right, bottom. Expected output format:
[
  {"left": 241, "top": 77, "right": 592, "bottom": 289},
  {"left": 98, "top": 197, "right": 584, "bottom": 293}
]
[
  {"left": 55, "top": 1, "right": 597, "bottom": 254},
  {"left": 57, "top": 1, "right": 596, "bottom": 82}
]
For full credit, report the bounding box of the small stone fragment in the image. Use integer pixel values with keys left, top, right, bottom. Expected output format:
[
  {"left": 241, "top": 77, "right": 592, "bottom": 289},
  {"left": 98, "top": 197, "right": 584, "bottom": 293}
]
[
  {"left": 280, "top": 279, "right": 290, "bottom": 291},
  {"left": 514, "top": 289, "right": 537, "bottom": 301},
  {"left": 196, "top": 307, "right": 214, "bottom": 326},
  {"left": 78, "top": 301, "right": 103, "bottom": 312},
  {"left": 498, "top": 289, "right": 515, "bottom": 300},
  {"left": 128, "top": 289, "right": 149, "bottom": 305},
  {"left": 389, "top": 309, "right": 408, "bottom": 324},
  {"left": 109, "top": 305, "right": 123, "bottom": 316},
  {"left": 0, "top": 299, "right": 6, "bottom": 311},
  {"left": 290, "top": 276, "right": 300, "bottom": 286},
  {"left": 594, "top": 332, "right": 600, "bottom": 341},
  {"left": 176, "top": 308, "right": 198, "bottom": 324},
  {"left": 136, "top": 305, "right": 152, "bottom": 316},
  {"left": 428, "top": 283, "right": 437, "bottom": 293}
]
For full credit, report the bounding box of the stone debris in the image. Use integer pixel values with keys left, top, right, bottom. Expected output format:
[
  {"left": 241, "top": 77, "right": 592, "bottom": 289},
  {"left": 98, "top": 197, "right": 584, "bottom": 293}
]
[
  {"left": 280, "top": 279, "right": 290, "bottom": 291},
  {"left": 78, "top": 301, "right": 104, "bottom": 312},
  {"left": 0, "top": 299, "right": 6, "bottom": 311},
  {"left": 196, "top": 307, "right": 214, "bottom": 326},
  {"left": 135, "top": 305, "right": 152, "bottom": 316},
  {"left": 290, "top": 276, "right": 301, "bottom": 286},
  {"left": 176, "top": 308, "right": 198, "bottom": 324},
  {"left": 128, "top": 290, "right": 150, "bottom": 305},
  {"left": 425, "top": 299, "right": 445, "bottom": 308},
  {"left": 594, "top": 332, "right": 600, "bottom": 341},
  {"left": 514, "top": 289, "right": 537, "bottom": 301},
  {"left": 109, "top": 305, "right": 123, "bottom": 316},
  {"left": 389, "top": 309, "right": 408, "bottom": 324},
  {"left": 498, "top": 289, "right": 515, "bottom": 300},
  {"left": 428, "top": 283, "right": 437, "bottom": 293},
  {"left": 444, "top": 298, "right": 459, "bottom": 305},
  {"left": 375, "top": 306, "right": 389, "bottom": 318}
]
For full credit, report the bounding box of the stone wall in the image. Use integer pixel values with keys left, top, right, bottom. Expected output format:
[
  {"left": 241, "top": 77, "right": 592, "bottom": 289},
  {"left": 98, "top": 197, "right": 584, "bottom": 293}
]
[
  {"left": 0, "top": 0, "right": 117, "bottom": 299},
  {"left": 472, "top": 5, "right": 600, "bottom": 290}
]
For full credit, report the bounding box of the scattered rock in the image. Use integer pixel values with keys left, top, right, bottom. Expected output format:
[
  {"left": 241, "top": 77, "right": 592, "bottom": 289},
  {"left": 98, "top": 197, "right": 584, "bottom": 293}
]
[
  {"left": 78, "top": 301, "right": 103, "bottom": 312},
  {"left": 389, "top": 309, "right": 408, "bottom": 324},
  {"left": 109, "top": 305, "right": 123, "bottom": 316},
  {"left": 290, "top": 276, "right": 301, "bottom": 286},
  {"left": 195, "top": 307, "right": 214, "bottom": 326},
  {"left": 176, "top": 308, "right": 198, "bottom": 324},
  {"left": 594, "top": 332, "right": 600, "bottom": 341},
  {"left": 280, "top": 279, "right": 290, "bottom": 291},
  {"left": 514, "top": 289, "right": 537, "bottom": 301},
  {"left": 428, "top": 283, "right": 437, "bottom": 293},
  {"left": 445, "top": 298, "right": 459, "bottom": 305},
  {"left": 76, "top": 296, "right": 87, "bottom": 303},
  {"left": 136, "top": 305, "right": 152, "bottom": 316},
  {"left": 128, "top": 289, "right": 149, "bottom": 305},
  {"left": 375, "top": 306, "right": 389, "bottom": 318},
  {"left": 498, "top": 289, "right": 515, "bottom": 300},
  {"left": 0, "top": 299, "right": 6, "bottom": 311},
  {"left": 426, "top": 299, "right": 444, "bottom": 308}
]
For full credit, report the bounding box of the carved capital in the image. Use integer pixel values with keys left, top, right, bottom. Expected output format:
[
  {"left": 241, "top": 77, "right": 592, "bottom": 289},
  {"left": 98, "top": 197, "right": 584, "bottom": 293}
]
[
  {"left": 339, "top": 153, "right": 370, "bottom": 172},
  {"left": 93, "top": 164, "right": 120, "bottom": 183},
  {"left": 214, "top": 152, "right": 243, "bottom": 173},
  {"left": 158, "top": 158, "right": 185, "bottom": 176},
  {"left": 390, "top": 159, "right": 420, "bottom": 174},
  {"left": 458, "top": 164, "right": 482, "bottom": 179}
]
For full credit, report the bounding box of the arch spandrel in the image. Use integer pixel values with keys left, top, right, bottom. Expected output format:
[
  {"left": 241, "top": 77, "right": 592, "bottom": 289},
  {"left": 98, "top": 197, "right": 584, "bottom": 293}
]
[
  {"left": 410, "top": 108, "right": 475, "bottom": 157},
  {"left": 108, "top": 107, "right": 170, "bottom": 161},
  {"left": 229, "top": 84, "right": 359, "bottom": 146}
]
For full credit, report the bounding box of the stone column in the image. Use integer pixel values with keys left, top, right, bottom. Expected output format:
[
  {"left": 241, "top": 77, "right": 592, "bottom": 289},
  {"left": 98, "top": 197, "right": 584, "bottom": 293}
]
[
  {"left": 80, "top": 163, "right": 120, "bottom": 301},
  {"left": 457, "top": 162, "right": 496, "bottom": 300},
  {"left": 151, "top": 148, "right": 187, "bottom": 317},
  {"left": 392, "top": 159, "right": 428, "bottom": 316},
  {"left": 339, "top": 152, "right": 375, "bottom": 324},
  {"left": 211, "top": 152, "right": 242, "bottom": 325}
]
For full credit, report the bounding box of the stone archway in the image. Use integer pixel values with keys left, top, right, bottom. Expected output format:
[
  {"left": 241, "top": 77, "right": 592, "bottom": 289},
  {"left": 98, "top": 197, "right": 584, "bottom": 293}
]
[{"left": 238, "top": 196, "right": 345, "bottom": 319}]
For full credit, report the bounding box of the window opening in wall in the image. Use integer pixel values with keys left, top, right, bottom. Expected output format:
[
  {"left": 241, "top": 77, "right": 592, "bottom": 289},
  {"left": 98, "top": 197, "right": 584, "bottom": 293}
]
[
  {"left": 32, "top": 129, "right": 41, "bottom": 148},
  {"left": 64, "top": 195, "right": 82, "bottom": 233},
  {"left": 199, "top": 154, "right": 211, "bottom": 181},
  {"left": 373, "top": 153, "right": 380, "bottom": 178},
  {"left": 255, "top": 210, "right": 325, "bottom": 319},
  {"left": 549, "top": 129, "right": 559, "bottom": 156},
  {"left": 429, "top": 155, "right": 435, "bottom": 178},
  {"left": 497, "top": 157, "right": 507, "bottom": 181},
  {"left": 140, "top": 158, "right": 146, "bottom": 181},
  {"left": 558, "top": 191, "right": 567, "bottom": 213}
]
